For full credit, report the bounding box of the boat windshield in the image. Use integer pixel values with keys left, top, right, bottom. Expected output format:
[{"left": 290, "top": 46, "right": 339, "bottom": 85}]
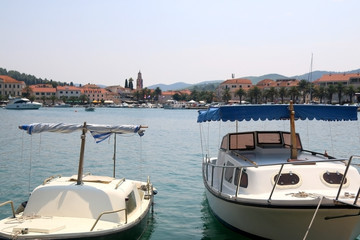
[{"left": 224, "top": 131, "right": 302, "bottom": 151}]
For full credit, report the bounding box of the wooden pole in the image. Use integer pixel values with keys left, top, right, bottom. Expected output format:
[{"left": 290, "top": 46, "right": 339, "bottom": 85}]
[
  {"left": 77, "top": 122, "right": 87, "bottom": 185},
  {"left": 289, "top": 101, "right": 298, "bottom": 159}
]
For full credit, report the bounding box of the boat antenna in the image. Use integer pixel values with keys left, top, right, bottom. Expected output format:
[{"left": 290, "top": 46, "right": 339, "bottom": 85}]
[
  {"left": 76, "top": 122, "right": 87, "bottom": 185},
  {"left": 289, "top": 101, "right": 298, "bottom": 159}
]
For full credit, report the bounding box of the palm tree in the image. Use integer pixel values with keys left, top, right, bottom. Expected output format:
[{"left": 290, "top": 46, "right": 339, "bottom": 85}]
[
  {"left": 288, "top": 87, "right": 299, "bottom": 102},
  {"left": 222, "top": 88, "right": 231, "bottom": 104},
  {"left": 335, "top": 83, "right": 345, "bottom": 104},
  {"left": 154, "top": 87, "right": 162, "bottom": 102},
  {"left": 345, "top": 85, "right": 356, "bottom": 103},
  {"left": 248, "top": 87, "right": 261, "bottom": 104},
  {"left": 298, "top": 79, "right": 309, "bottom": 103},
  {"left": 326, "top": 84, "right": 336, "bottom": 104},
  {"left": 267, "top": 87, "right": 278, "bottom": 103},
  {"left": 235, "top": 88, "right": 246, "bottom": 104},
  {"left": 313, "top": 86, "right": 326, "bottom": 103},
  {"left": 50, "top": 95, "right": 57, "bottom": 105},
  {"left": 278, "top": 87, "right": 287, "bottom": 104}
]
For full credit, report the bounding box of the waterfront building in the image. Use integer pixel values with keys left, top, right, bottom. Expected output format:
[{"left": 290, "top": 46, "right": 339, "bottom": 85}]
[
  {"left": 29, "top": 84, "right": 56, "bottom": 101},
  {"left": 0, "top": 75, "right": 26, "bottom": 97},
  {"left": 215, "top": 78, "right": 252, "bottom": 102},
  {"left": 56, "top": 86, "right": 82, "bottom": 100}
]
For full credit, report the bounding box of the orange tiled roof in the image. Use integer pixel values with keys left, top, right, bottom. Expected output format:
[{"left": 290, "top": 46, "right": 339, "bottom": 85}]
[
  {"left": 57, "top": 86, "right": 82, "bottom": 91},
  {"left": 29, "top": 85, "right": 56, "bottom": 93},
  {"left": 0, "top": 75, "right": 24, "bottom": 84},
  {"left": 317, "top": 73, "right": 360, "bottom": 82},
  {"left": 222, "top": 78, "right": 252, "bottom": 85}
]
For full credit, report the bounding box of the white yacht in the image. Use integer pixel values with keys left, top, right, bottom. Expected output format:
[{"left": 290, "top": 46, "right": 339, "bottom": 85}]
[{"left": 5, "top": 97, "right": 42, "bottom": 110}]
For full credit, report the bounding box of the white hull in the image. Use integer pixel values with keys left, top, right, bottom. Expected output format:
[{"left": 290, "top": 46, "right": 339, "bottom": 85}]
[{"left": 205, "top": 184, "right": 360, "bottom": 240}]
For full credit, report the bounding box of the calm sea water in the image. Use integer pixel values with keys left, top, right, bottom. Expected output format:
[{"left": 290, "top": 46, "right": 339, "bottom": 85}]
[{"left": 0, "top": 107, "right": 359, "bottom": 240}]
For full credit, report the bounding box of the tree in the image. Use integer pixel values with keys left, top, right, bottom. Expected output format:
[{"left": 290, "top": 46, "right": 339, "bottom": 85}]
[
  {"left": 278, "top": 87, "right": 287, "bottom": 104},
  {"left": 22, "top": 86, "right": 32, "bottom": 98},
  {"left": 79, "top": 94, "right": 89, "bottom": 104},
  {"left": 248, "top": 87, "right": 261, "bottom": 104},
  {"left": 335, "top": 83, "right": 345, "bottom": 104},
  {"left": 50, "top": 95, "right": 57, "bottom": 105},
  {"left": 41, "top": 96, "right": 47, "bottom": 104},
  {"left": 345, "top": 85, "right": 356, "bottom": 103},
  {"left": 326, "top": 84, "right": 336, "bottom": 104},
  {"left": 153, "top": 87, "right": 162, "bottom": 101},
  {"left": 313, "top": 86, "right": 326, "bottom": 103},
  {"left": 298, "top": 79, "right": 309, "bottom": 103},
  {"left": 222, "top": 88, "right": 231, "bottom": 103},
  {"left": 125, "top": 79, "right": 128, "bottom": 88},
  {"left": 288, "top": 87, "right": 299, "bottom": 102},
  {"left": 29, "top": 95, "right": 36, "bottom": 103},
  {"left": 267, "top": 87, "right": 278, "bottom": 103},
  {"left": 128, "top": 78, "right": 134, "bottom": 90},
  {"left": 235, "top": 88, "right": 246, "bottom": 104}
]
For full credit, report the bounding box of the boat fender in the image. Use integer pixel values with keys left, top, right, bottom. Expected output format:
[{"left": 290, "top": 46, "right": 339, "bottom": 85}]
[
  {"left": 15, "top": 201, "right": 27, "bottom": 214},
  {"left": 153, "top": 189, "right": 158, "bottom": 195}
]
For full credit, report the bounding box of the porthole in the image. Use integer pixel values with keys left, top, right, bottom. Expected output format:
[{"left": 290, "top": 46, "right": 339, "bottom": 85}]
[
  {"left": 274, "top": 172, "right": 300, "bottom": 186},
  {"left": 323, "top": 171, "right": 346, "bottom": 185}
]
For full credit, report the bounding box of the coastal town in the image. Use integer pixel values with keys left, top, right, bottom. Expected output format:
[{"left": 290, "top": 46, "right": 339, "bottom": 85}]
[{"left": 1, "top": 70, "right": 360, "bottom": 109}]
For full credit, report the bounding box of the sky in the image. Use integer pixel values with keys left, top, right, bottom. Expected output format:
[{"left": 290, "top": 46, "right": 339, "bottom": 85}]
[{"left": 1, "top": 0, "right": 359, "bottom": 87}]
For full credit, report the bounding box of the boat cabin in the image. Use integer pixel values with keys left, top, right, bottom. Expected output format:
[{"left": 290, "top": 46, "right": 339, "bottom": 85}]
[{"left": 220, "top": 131, "right": 302, "bottom": 152}]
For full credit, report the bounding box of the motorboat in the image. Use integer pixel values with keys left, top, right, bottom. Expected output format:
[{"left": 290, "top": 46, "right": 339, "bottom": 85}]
[
  {"left": 163, "top": 100, "right": 187, "bottom": 109},
  {"left": 198, "top": 102, "right": 360, "bottom": 240},
  {"left": 85, "top": 105, "right": 95, "bottom": 111},
  {"left": 0, "top": 123, "right": 156, "bottom": 239},
  {"left": 5, "top": 97, "right": 42, "bottom": 110}
]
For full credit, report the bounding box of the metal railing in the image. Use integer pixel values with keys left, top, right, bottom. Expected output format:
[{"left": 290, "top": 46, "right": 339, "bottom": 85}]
[
  {"left": 90, "top": 208, "right": 127, "bottom": 231},
  {"left": 204, "top": 155, "right": 360, "bottom": 206},
  {"left": 0, "top": 200, "right": 15, "bottom": 218}
]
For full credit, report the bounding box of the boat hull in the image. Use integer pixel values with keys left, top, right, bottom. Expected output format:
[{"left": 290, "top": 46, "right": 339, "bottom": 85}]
[
  {"left": 5, "top": 104, "right": 41, "bottom": 110},
  {"left": 204, "top": 184, "right": 360, "bottom": 240},
  {"left": 0, "top": 197, "right": 153, "bottom": 240}
]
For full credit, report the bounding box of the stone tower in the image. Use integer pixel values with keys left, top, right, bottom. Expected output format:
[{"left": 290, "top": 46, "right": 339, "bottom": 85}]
[{"left": 136, "top": 71, "right": 143, "bottom": 89}]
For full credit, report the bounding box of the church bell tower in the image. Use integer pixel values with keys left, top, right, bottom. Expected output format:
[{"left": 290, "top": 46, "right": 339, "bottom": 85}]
[{"left": 136, "top": 71, "right": 143, "bottom": 89}]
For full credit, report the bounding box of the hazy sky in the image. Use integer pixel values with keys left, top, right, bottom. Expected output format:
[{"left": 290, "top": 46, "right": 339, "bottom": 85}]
[{"left": 1, "top": 0, "right": 359, "bottom": 87}]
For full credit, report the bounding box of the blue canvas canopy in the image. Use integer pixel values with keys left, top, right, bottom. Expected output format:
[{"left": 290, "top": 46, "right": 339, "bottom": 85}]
[{"left": 197, "top": 104, "right": 358, "bottom": 123}]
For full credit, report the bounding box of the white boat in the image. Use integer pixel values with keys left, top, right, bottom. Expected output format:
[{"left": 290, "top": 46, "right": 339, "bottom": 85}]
[
  {"left": 5, "top": 97, "right": 42, "bottom": 110},
  {"left": 198, "top": 102, "right": 360, "bottom": 240},
  {"left": 163, "top": 100, "right": 187, "bottom": 109},
  {"left": 0, "top": 123, "right": 156, "bottom": 239}
]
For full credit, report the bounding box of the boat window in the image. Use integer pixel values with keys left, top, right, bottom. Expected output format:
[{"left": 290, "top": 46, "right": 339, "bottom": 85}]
[
  {"left": 229, "top": 133, "right": 255, "bottom": 150},
  {"left": 274, "top": 173, "right": 300, "bottom": 185},
  {"left": 258, "top": 132, "right": 281, "bottom": 144},
  {"left": 126, "top": 191, "right": 137, "bottom": 214},
  {"left": 323, "top": 171, "right": 347, "bottom": 185},
  {"left": 225, "top": 161, "right": 234, "bottom": 183},
  {"left": 282, "top": 133, "right": 302, "bottom": 149},
  {"left": 220, "top": 135, "right": 229, "bottom": 150},
  {"left": 234, "top": 168, "right": 248, "bottom": 188}
]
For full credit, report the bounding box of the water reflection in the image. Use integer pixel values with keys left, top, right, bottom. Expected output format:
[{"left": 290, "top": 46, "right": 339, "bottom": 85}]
[{"left": 200, "top": 193, "right": 251, "bottom": 240}]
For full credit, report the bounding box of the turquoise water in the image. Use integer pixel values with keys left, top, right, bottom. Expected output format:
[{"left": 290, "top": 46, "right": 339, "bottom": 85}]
[{"left": 0, "top": 107, "right": 359, "bottom": 239}]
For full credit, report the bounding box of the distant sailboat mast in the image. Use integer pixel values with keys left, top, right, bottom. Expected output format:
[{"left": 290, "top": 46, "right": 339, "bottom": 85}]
[{"left": 308, "top": 53, "right": 313, "bottom": 102}]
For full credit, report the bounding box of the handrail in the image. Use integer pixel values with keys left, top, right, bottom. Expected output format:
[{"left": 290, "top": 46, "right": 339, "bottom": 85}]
[
  {"left": 43, "top": 175, "right": 61, "bottom": 185},
  {"left": 204, "top": 155, "right": 360, "bottom": 206},
  {"left": 90, "top": 208, "right": 127, "bottom": 231},
  {"left": 268, "top": 164, "right": 284, "bottom": 203},
  {"left": 0, "top": 200, "right": 15, "bottom": 218},
  {"left": 115, "top": 178, "right": 125, "bottom": 189},
  {"left": 336, "top": 155, "right": 360, "bottom": 201}
]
